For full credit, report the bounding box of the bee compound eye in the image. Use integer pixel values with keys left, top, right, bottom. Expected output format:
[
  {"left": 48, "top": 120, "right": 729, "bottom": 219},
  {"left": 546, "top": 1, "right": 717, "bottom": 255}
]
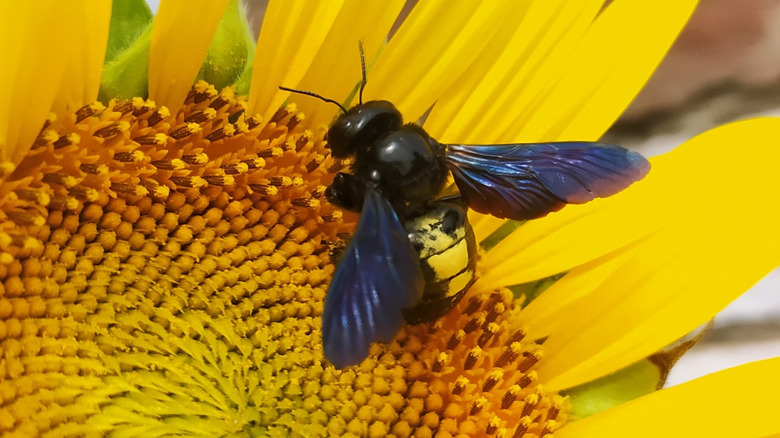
[{"left": 326, "top": 119, "right": 356, "bottom": 157}]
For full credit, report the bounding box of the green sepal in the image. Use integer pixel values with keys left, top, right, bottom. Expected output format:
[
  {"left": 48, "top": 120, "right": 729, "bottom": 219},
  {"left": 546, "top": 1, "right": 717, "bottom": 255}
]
[
  {"left": 564, "top": 322, "right": 710, "bottom": 421},
  {"left": 564, "top": 358, "right": 661, "bottom": 421},
  {"left": 235, "top": 63, "right": 253, "bottom": 96},
  {"left": 104, "top": 0, "right": 153, "bottom": 64},
  {"left": 198, "top": 0, "right": 256, "bottom": 90},
  {"left": 99, "top": 24, "right": 152, "bottom": 102}
]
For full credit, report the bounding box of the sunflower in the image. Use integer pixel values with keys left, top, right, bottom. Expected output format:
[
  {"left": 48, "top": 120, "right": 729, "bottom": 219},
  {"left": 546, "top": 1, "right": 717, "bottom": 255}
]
[{"left": 2, "top": 0, "right": 780, "bottom": 437}]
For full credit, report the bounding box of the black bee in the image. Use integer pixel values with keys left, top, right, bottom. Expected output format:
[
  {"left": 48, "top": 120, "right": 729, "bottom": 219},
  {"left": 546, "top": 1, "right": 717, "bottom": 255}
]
[{"left": 282, "top": 48, "right": 650, "bottom": 368}]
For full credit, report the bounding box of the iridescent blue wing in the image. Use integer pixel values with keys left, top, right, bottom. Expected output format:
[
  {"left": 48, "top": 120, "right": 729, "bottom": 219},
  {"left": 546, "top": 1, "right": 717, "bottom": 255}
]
[
  {"left": 322, "top": 185, "right": 424, "bottom": 368},
  {"left": 444, "top": 142, "right": 650, "bottom": 221}
]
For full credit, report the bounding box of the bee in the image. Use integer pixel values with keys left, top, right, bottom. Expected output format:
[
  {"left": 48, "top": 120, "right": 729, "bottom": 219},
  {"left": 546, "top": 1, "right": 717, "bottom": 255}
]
[
  {"left": 282, "top": 47, "right": 650, "bottom": 368},
  {"left": 322, "top": 194, "right": 478, "bottom": 368}
]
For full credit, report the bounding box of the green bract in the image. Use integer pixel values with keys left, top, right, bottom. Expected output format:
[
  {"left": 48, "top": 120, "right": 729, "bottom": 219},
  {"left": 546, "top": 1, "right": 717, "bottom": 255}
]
[{"left": 99, "top": 0, "right": 254, "bottom": 103}]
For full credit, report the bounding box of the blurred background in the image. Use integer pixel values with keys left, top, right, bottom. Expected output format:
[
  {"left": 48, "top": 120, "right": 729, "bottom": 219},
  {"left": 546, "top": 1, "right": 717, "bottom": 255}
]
[{"left": 148, "top": 0, "right": 780, "bottom": 386}]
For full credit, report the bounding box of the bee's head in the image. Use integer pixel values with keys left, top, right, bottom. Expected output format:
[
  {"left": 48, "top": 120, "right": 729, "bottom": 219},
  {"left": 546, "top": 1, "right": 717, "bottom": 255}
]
[{"left": 326, "top": 100, "right": 402, "bottom": 158}]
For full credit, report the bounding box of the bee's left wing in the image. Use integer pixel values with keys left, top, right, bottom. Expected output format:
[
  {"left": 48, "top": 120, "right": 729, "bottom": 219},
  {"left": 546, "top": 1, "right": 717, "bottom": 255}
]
[
  {"left": 322, "top": 185, "right": 424, "bottom": 368},
  {"left": 444, "top": 142, "right": 650, "bottom": 221}
]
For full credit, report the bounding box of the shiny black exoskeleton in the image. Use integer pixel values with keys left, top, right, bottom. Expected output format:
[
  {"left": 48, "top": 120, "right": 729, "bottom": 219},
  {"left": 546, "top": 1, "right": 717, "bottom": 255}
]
[
  {"left": 325, "top": 101, "right": 448, "bottom": 218},
  {"left": 324, "top": 101, "right": 478, "bottom": 322}
]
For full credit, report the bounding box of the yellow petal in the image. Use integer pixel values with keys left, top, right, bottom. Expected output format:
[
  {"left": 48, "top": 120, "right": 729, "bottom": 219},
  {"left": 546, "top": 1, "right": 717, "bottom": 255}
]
[
  {"left": 480, "top": 63, "right": 709, "bottom": 289},
  {"left": 247, "top": 0, "right": 344, "bottom": 121},
  {"left": 365, "top": 0, "right": 524, "bottom": 123},
  {"left": 437, "top": 0, "right": 696, "bottom": 266},
  {"left": 290, "top": 0, "right": 406, "bottom": 128},
  {"left": 148, "top": 0, "right": 229, "bottom": 114},
  {"left": 477, "top": 151, "right": 672, "bottom": 288},
  {"left": 513, "top": 239, "right": 644, "bottom": 337},
  {"left": 425, "top": 0, "right": 603, "bottom": 142},
  {"left": 500, "top": 0, "right": 697, "bottom": 142},
  {"left": 519, "top": 118, "right": 780, "bottom": 391},
  {"left": 0, "top": 1, "right": 77, "bottom": 167},
  {"left": 557, "top": 358, "right": 780, "bottom": 438},
  {"left": 468, "top": 211, "right": 506, "bottom": 244},
  {"left": 53, "top": 3, "right": 112, "bottom": 113}
]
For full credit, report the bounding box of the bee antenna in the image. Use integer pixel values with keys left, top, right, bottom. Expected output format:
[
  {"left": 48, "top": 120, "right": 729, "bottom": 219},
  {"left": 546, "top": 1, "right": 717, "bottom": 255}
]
[
  {"left": 358, "top": 41, "right": 367, "bottom": 105},
  {"left": 279, "top": 86, "right": 347, "bottom": 114}
]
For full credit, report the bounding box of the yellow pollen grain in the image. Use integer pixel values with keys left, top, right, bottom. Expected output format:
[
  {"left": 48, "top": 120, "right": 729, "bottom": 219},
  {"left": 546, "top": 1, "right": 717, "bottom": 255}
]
[
  {"left": 79, "top": 163, "right": 109, "bottom": 175},
  {"left": 432, "top": 351, "right": 450, "bottom": 373},
  {"left": 258, "top": 146, "right": 284, "bottom": 158},
  {"left": 148, "top": 106, "right": 171, "bottom": 125},
  {"left": 14, "top": 189, "right": 50, "bottom": 207},
  {"left": 519, "top": 350, "right": 543, "bottom": 372},
  {"left": 185, "top": 108, "right": 217, "bottom": 124},
  {"left": 34, "top": 129, "right": 59, "bottom": 147},
  {"left": 541, "top": 419, "right": 561, "bottom": 436},
  {"left": 94, "top": 120, "right": 131, "bottom": 138},
  {"left": 53, "top": 133, "right": 80, "bottom": 149},
  {"left": 41, "top": 173, "right": 79, "bottom": 188},
  {"left": 483, "top": 368, "right": 504, "bottom": 392},
  {"left": 76, "top": 101, "right": 106, "bottom": 123},
  {"left": 152, "top": 158, "right": 186, "bottom": 170},
  {"left": 223, "top": 162, "right": 249, "bottom": 175},
  {"left": 169, "top": 122, "right": 202, "bottom": 140},
  {"left": 133, "top": 133, "right": 169, "bottom": 146},
  {"left": 67, "top": 186, "right": 99, "bottom": 203},
  {"left": 203, "top": 175, "right": 235, "bottom": 187},
  {"left": 181, "top": 153, "right": 208, "bottom": 165},
  {"left": 487, "top": 415, "right": 503, "bottom": 435},
  {"left": 512, "top": 416, "right": 533, "bottom": 438},
  {"left": 291, "top": 197, "right": 320, "bottom": 209}
]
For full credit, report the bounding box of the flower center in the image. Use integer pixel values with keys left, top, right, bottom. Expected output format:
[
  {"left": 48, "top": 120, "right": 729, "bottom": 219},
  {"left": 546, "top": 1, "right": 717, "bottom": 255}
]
[
  {"left": 386, "top": 288, "right": 567, "bottom": 437},
  {"left": 0, "top": 82, "right": 567, "bottom": 437}
]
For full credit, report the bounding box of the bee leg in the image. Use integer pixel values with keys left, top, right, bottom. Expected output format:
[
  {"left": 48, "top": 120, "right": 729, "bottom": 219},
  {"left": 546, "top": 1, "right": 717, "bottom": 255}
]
[
  {"left": 325, "top": 172, "right": 366, "bottom": 212},
  {"left": 329, "top": 238, "right": 349, "bottom": 265}
]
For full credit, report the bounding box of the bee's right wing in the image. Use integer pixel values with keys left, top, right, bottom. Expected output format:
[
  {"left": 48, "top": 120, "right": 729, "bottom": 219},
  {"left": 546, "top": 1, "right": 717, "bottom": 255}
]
[
  {"left": 444, "top": 142, "right": 650, "bottom": 221},
  {"left": 322, "top": 185, "right": 424, "bottom": 368}
]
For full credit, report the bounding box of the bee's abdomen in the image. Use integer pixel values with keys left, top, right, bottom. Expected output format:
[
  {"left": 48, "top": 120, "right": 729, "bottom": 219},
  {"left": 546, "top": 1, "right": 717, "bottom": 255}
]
[{"left": 403, "top": 202, "right": 478, "bottom": 324}]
